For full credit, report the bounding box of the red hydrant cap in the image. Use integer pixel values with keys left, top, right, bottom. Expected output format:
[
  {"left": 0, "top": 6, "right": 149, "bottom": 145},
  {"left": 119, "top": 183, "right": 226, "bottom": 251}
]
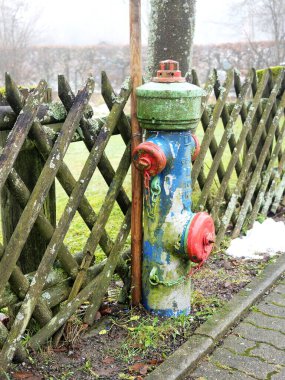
[
  {"left": 186, "top": 212, "right": 215, "bottom": 263},
  {"left": 152, "top": 60, "right": 186, "bottom": 83},
  {"left": 191, "top": 134, "right": 200, "bottom": 162},
  {"left": 132, "top": 142, "right": 167, "bottom": 176}
]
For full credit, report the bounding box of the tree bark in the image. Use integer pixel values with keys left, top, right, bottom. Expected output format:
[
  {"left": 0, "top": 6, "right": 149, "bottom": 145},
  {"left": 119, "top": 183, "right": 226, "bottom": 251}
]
[{"left": 147, "top": 0, "right": 196, "bottom": 77}]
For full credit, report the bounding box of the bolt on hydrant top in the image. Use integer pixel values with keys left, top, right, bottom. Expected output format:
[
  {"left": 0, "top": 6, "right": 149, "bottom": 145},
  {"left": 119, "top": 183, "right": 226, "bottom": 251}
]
[
  {"left": 136, "top": 59, "right": 204, "bottom": 131},
  {"left": 152, "top": 60, "right": 186, "bottom": 83}
]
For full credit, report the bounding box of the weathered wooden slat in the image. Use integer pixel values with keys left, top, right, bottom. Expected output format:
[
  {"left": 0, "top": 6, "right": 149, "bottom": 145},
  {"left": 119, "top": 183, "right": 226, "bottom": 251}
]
[
  {"left": 2, "top": 74, "right": 71, "bottom": 275},
  {"left": 0, "top": 78, "right": 95, "bottom": 302},
  {"left": 84, "top": 208, "right": 131, "bottom": 324},
  {"left": 191, "top": 70, "right": 234, "bottom": 186},
  {"left": 80, "top": 143, "right": 130, "bottom": 269},
  {"left": 53, "top": 142, "right": 131, "bottom": 343},
  {"left": 0, "top": 245, "right": 52, "bottom": 327},
  {"left": 101, "top": 71, "right": 131, "bottom": 144},
  {"left": 191, "top": 69, "right": 229, "bottom": 206},
  {"left": 0, "top": 268, "right": 69, "bottom": 308},
  {"left": 198, "top": 71, "right": 252, "bottom": 208},
  {"left": 56, "top": 75, "right": 130, "bottom": 282},
  {"left": 219, "top": 70, "right": 243, "bottom": 176},
  {"left": 54, "top": 143, "right": 131, "bottom": 345},
  {"left": 30, "top": 121, "right": 114, "bottom": 256},
  {"left": 0, "top": 249, "right": 129, "bottom": 310},
  {"left": 192, "top": 69, "right": 216, "bottom": 115},
  {"left": 270, "top": 172, "right": 285, "bottom": 213},
  {"left": 80, "top": 144, "right": 131, "bottom": 323},
  {"left": 0, "top": 81, "right": 130, "bottom": 369},
  {"left": 0, "top": 79, "right": 47, "bottom": 191},
  {"left": 215, "top": 71, "right": 283, "bottom": 247},
  {"left": 261, "top": 150, "right": 285, "bottom": 215},
  {"left": 248, "top": 119, "right": 285, "bottom": 225},
  {"left": 0, "top": 106, "right": 17, "bottom": 129},
  {"left": 211, "top": 70, "right": 270, "bottom": 223},
  {"left": 6, "top": 169, "right": 77, "bottom": 277},
  {"left": 58, "top": 74, "right": 131, "bottom": 216},
  {"left": 232, "top": 87, "right": 285, "bottom": 236},
  {"left": 245, "top": 68, "right": 260, "bottom": 169},
  {"left": 0, "top": 103, "right": 67, "bottom": 131},
  {"left": 28, "top": 207, "right": 131, "bottom": 350},
  {"left": 0, "top": 323, "right": 26, "bottom": 363},
  {"left": 190, "top": 69, "right": 211, "bottom": 198}
]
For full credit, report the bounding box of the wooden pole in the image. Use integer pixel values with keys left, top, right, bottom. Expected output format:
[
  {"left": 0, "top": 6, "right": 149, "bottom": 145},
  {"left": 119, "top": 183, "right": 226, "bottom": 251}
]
[{"left": 130, "top": 0, "right": 142, "bottom": 305}]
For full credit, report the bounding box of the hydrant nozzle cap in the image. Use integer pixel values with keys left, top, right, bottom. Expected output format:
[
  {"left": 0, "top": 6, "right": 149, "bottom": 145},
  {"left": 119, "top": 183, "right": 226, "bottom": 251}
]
[
  {"left": 186, "top": 212, "right": 215, "bottom": 263},
  {"left": 152, "top": 59, "right": 186, "bottom": 83},
  {"left": 132, "top": 142, "right": 167, "bottom": 176}
]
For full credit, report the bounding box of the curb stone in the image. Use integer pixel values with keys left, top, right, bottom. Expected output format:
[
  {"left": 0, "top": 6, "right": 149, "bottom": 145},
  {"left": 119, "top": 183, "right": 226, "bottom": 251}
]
[{"left": 145, "top": 253, "right": 285, "bottom": 380}]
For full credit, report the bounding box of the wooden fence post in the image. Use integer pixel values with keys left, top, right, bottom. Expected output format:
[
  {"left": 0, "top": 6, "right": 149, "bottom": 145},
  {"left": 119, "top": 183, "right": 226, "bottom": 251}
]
[
  {"left": 130, "top": 0, "right": 143, "bottom": 306},
  {"left": 0, "top": 88, "right": 56, "bottom": 274}
]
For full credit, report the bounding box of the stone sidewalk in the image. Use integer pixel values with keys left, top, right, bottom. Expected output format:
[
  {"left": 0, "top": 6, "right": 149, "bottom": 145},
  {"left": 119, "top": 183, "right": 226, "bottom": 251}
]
[{"left": 184, "top": 278, "right": 285, "bottom": 380}]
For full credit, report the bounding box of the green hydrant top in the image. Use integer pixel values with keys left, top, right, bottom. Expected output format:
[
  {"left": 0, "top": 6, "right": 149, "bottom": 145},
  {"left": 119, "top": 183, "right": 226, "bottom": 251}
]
[{"left": 136, "top": 75, "right": 204, "bottom": 132}]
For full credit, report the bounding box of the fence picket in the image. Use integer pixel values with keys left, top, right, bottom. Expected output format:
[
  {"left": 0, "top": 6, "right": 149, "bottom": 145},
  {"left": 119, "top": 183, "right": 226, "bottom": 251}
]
[
  {"left": 215, "top": 70, "right": 284, "bottom": 246},
  {"left": 233, "top": 87, "right": 285, "bottom": 236},
  {"left": 211, "top": 70, "right": 270, "bottom": 223},
  {"left": 248, "top": 119, "right": 285, "bottom": 225},
  {"left": 198, "top": 71, "right": 253, "bottom": 208},
  {"left": 192, "top": 70, "right": 234, "bottom": 186},
  {"left": 0, "top": 80, "right": 47, "bottom": 190}
]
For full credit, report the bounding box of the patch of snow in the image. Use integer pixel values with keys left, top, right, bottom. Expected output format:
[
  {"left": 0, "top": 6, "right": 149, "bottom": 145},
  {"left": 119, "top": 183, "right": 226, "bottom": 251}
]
[{"left": 226, "top": 218, "right": 285, "bottom": 259}]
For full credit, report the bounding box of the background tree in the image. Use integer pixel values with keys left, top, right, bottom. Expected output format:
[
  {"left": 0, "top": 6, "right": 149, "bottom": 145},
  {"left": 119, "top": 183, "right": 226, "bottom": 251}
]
[
  {"left": 0, "top": 0, "right": 40, "bottom": 83},
  {"left": 231, "top": 0, "right": 285, "bottom": 65},
  {"left": 147, "top": 0, "right": 196, "bottom": 77}
]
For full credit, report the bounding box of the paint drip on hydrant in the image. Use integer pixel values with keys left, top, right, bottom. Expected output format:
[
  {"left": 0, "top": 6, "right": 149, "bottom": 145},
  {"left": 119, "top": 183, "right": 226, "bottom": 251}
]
[{"left": 132, "top": 60, "right": 215, "bottom": 317}]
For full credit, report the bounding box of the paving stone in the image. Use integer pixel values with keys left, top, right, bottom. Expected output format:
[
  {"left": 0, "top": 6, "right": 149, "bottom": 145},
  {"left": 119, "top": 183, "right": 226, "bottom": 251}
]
[
  {"left": 272, "top": 284, "right": 285, "bottom": 294},
  {"left": 191, "top": 361, "right": 255, "bottom": 380},
  {"left": 271, "top": 366, "right": 285, "bottom": 380},
  {"left": 254, "top": 302, "right": 285, "bottom": 319},
  {"left": 235, "top": 322, "right": 285, "bottom": 350},
  {"left": 266, "top": 292, "right": 285, "bottom": 307},
  {"left": 246, "top": 311, "right": 285, "bottom": 333},
  {"left": 250, "top": 343, "right": 285, "bottom": 365},
  {"left": 222, "top": 335, "right": 257, "bottom": 354},
  {"left": 211, "top": 347, "right": 277, "bottom": 379}
]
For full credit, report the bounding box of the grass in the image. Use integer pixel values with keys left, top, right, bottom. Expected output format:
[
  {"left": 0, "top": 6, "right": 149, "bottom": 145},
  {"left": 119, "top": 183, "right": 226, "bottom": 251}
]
[
  {"left": 112, "top": 310, "right": 196, "bottom": 361},
  {"left": 56, "top": 134, "right": 131, "bottom": 261}
]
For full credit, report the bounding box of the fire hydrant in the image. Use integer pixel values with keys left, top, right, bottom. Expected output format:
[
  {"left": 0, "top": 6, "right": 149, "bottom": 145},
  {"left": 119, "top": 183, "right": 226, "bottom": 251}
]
[{"left": 132, "top": 60, "right": 215, "bottom": 317}]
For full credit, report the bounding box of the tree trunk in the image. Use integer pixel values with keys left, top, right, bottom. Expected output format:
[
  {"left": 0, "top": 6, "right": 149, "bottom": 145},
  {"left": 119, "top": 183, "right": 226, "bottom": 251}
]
[{"left": 147, "top": 0, "right": 196, "bottom": 77}]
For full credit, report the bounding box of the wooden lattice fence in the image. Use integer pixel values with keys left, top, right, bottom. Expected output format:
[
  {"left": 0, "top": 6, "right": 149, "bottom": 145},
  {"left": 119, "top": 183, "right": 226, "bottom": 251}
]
[
  {"left": 190, "top": 68, "right": 285, "bottom": 247},
  {"left": 0, "top": 67, "right": 284, "bottom": 371},
  {"left": 0, "top": 72, "right": 132, "bottom": 370}
]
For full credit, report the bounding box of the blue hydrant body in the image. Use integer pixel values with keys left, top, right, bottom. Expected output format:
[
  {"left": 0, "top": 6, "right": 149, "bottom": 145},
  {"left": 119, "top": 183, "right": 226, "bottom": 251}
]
[{"left": 133, "top": 61, "right": 215, "bottom": 317}]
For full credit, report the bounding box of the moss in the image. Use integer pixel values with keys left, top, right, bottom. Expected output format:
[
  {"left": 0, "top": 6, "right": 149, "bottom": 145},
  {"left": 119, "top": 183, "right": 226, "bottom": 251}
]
[
  {"left": 0, "top": 85, "right": 36, "bottom": 98},
  {"left": 256, "top": 66, "right": 284, "bottom": 82},
  {"left": 47, "top": 102, "right": 67, "bottom": 121},
  {"left": 211, "top": 359, "right": 234, "bottom": 372}
]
